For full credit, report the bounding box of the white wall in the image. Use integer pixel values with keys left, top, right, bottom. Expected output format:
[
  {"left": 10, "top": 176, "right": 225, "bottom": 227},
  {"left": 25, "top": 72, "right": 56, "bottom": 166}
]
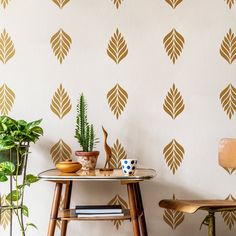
[{"left": 1, "top": 0, "right": 236, "bottom": 235}]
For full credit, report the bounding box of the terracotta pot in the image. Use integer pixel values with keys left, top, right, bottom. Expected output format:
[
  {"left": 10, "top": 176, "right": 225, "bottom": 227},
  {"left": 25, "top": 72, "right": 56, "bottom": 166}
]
[{"left": 75, "top": 151, "right": 99, "bottom": 170}]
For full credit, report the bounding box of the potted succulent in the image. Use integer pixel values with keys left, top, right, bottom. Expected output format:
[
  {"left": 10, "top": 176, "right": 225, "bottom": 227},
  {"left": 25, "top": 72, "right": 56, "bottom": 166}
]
[
  {"left": 0, "top": 116, "right": 43, "bottom": 236},
  {"left": 75, "top": 94, "right": 99, "bottom": 170}
]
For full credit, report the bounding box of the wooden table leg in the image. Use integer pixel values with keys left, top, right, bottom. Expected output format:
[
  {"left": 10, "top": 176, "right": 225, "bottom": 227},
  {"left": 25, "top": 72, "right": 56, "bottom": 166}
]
[
  {"left": 127, "top": 183, "right": 141, "bottom": 236},
  {"left": 47, "top": 182, "right": 62, "bottom": 236},
  {"left": 134, "top": 183, "right": 148, "bottom": 236},
  {"left": 60, "top": 181, "right": 73, "bottom": 236}
]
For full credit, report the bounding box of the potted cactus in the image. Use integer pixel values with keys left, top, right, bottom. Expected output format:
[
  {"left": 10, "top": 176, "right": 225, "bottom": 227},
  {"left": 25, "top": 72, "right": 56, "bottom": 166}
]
[{"left": 75, "top": 94, "right": 99, "bottom": 170}]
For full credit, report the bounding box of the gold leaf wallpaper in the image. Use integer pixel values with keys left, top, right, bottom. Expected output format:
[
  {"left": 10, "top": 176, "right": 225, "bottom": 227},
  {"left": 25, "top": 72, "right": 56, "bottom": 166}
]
[
  {"left": 0, "top": 194, "right": 11, "bottom": 230},
  {"left": 50, "top": 29, "right": 72, "bottom": 64},
  {"left": 0, "top": 194, "right": 10, "bottom": 230},
  {"left": 225, "top": 0, "right": 235, "bottom": 9},
  {"left": 163, "top": 195, "right": 185, "bottom": 229},
  {"left": 221, "top": 195, "right": 236, "bottom": 230},
  {"left": 220, "top": 84, "right": 236, "bottom": 119},
  {"left": 220, "top": 29, "right": 236, "bottom": 64},
  {"left": 0, "top": 29, "right": 15, "bottom": 64},
  {"left": 163, "top": 28, "right": 185, "bottom": 64},
  {"left": 50, "top": 84, "right": 72, "bottom": 119},
  {"left": 224, "top": 167, "right": 236, "bottom": 175},
  {"left": 165, "top": 0, "right": 183, "bottom": 9},
  {"left": 107, "top": 84, "right": 128, "bottom": 119},
  {"left": 113, "top": 0, "right": 124, "bottom": 9},
  {"left": 163, "top": 139, "right": 185, "bottom": 174},
  {"left": 110, "top": 139, "right": 127, "bottom": 168},
  {"left": 50, "top": 139, "right": 72, "bottom": 164},
  {"left": 0, "top": 84, "right": 15, "bottom": 115},
  {"left": 52, "top": 0, "right": 70, "bottom": 9},
  {"left": 108, "top": 194, "right": 128, "bottom": 230},
  {"left": 0, "top": 1, "right": 235, "bottom": 235},
  {"left": 0, "top": 0, "right": 9, "bottom": 9},
  {"left": 163, "top": 84, "right": 185, "bottom": 119},
  {"left": 107, "top": 28, "right": 128, "bottom": 64}
]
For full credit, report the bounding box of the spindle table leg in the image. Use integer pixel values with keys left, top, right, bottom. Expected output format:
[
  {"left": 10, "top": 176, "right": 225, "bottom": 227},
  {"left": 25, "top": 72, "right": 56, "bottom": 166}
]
[
  {"left": 127, "top": 183, "right": 141, "bottom": 236},
  {"left": 134, "top": 183, "right": 148, "bottom": 236},
  {"left": 60, "top": 181, "right": 72, "bottom": 236},
  {"left": 47, "top": 182, "right": 62, "bottom": 236}
]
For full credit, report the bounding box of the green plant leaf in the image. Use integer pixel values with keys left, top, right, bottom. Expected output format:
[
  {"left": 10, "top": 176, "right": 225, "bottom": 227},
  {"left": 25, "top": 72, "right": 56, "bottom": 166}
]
[
  {"left": 22, "top": 205, "right": 29, "bottom": 217},
  {"left": 26, "top": 222, "right": 37, "bottom": 230},
  {"left": 0, "top": 172, "right": 8, "bottom": 182},
  {"left": 25, "top": 174, "right": 39, "bottom": 185},
  {"left": 0, "top": 161, "right": 15, "bottom": 174},
  {"left": 27, "top": 119, "right": 42, "bottom": 129},
  {"left": 6, "top": 190, "right": 21, "bottom": 202},
  {"left": 0, "top": 116, "right": 43, "bottom": 146}
]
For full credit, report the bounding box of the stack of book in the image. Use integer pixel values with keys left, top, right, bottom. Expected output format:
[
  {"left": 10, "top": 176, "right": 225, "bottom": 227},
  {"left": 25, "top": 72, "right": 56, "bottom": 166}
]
[{"left": 75, "top": 205, "right": 124, "bottom": 217}]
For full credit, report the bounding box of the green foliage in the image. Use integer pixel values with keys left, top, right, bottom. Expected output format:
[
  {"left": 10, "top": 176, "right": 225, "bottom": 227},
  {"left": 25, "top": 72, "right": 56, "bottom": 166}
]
[
  {"left": 75, "top": 94, "right": 98, "bottom": 152},
  {"left": 0, "top": 116, "right": 43, "bottom": 151},
  {"left": 0, "top": 116, "right": 43, "bottom": 235}
]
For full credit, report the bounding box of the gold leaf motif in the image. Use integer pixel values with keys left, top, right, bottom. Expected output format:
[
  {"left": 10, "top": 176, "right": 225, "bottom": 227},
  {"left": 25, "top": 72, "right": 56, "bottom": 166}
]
[
  {"left": 52, "top": 0, "right": 70, "bottom": 9},
  {"left": 220, "top": 29, "right": 236, "bottom": 64},
  {"left": 110, "top": 139, "right": 127, "bottom": 168},
  {"left": 50, "top": 139, "right": 72, "bottom": 165},
  {"left": 56, "top": 197, "right": 64, "bottom": 229},
  {"left": 163, "top": 84, "right": 185, "bottom": 119},
  {"left": 108, "top": 194, "right": 128, "bottom": 230},
  {"left": 50, "top": 29, "right": 72, "bottom": 64},
  {"left": 163, "top": 139, "right": 185, "bottom": 174},
  {"left": 221, "top": 194, "right": 236, "bottom": 230},
  {"left": 165, "top": 0, "right": 183, "bottom": 9},
  {"left": 0, "top": 29, "right": 15, "bottom": 64},
  {"left": 107, "top": 28, "right": 128, "bottom": 64},
  {"left": 220, "top": 84, "right": 236, "bottom": 119},
  {"left": 225, "top": 0, "right": 235, "bottom": 9},
  {"left": 112, "top": 0, "right": 123, "bottom": 9},
  {"left": 0, "top": 194, "right": 10, "bottom": 230},
  {"left": 224, "top": 167, "right": 236, "bottom": 175},
  {"left": 107, "top": 84, "right": 128, "bottom": 119},
  {"left": 163, "top": 194, "right": 185, "bottom": 229},
  {"left": 0, "top": 83, "right": 15, "bottom": 115},
  {"left": 163, "top": 28, "right": 185, "bottom": 64},
  {"left": 1, "top": 0, "right": 9, "bottom": 9},
  {"left": 50, "top": 84, "right": 72, "bottom": 119}
]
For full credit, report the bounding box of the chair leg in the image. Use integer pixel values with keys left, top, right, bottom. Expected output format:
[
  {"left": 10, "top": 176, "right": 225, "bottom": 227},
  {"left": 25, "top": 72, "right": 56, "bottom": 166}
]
[{"left": 208, "top": 212, "right": 215, "bottom": 236}]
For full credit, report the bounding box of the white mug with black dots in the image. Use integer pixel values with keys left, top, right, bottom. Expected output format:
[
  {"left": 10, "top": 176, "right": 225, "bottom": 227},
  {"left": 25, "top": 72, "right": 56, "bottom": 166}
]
[{"left": 121, "top": 159, "right": 137, "bottom": 175}]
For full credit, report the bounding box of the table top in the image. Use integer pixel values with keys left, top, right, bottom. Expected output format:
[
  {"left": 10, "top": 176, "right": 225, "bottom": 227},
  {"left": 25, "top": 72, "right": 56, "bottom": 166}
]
[{"left": 38, "top": 168, "right": 156, "bottom": 181}]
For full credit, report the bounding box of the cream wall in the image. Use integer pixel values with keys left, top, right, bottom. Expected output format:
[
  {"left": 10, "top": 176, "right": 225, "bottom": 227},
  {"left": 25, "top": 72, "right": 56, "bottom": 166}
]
[{"left": 1, "top": 0, "right": 236, "bottom": 235}]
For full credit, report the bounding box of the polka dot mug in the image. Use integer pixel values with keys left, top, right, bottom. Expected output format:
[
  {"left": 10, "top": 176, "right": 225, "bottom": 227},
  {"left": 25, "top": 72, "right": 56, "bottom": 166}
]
[{"left": 121, "top": 159, "right": 137, "bottom": 175}]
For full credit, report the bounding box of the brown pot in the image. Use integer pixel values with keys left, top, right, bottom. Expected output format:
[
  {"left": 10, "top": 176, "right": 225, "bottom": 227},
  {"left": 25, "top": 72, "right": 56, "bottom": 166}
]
[{"left": 75, "top": 151, "right": 99, "bottom": 170}]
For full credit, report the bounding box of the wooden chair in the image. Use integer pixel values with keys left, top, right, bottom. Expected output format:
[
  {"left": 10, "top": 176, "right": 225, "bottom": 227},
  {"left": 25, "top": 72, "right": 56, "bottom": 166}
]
[{"left": 159, "top": 138, "right": 236, "bottom": 236}]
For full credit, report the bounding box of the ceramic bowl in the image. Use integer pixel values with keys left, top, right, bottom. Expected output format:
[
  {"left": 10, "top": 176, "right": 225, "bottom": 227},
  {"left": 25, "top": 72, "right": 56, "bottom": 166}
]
[{"left": 56, "top": 161, "right": 82, "bottom": 173}]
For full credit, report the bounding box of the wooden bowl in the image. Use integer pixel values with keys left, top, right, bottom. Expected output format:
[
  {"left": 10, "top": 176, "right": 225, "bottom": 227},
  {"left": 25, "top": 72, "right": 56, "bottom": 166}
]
[{"left": 56, "top": 161, "right": 82, "bottom": 173}]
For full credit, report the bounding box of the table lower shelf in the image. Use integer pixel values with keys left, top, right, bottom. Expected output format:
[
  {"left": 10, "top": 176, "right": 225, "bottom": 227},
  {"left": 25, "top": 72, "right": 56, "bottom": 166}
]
[{"left": 58, "top": 209, "right": 131, "bottom": 221}]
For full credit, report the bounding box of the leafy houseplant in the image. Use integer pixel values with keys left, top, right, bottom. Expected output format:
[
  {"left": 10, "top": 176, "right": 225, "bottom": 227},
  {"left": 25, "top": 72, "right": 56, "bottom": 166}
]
[
  {"left": 75, "top": 94, "right": 99, "bottom": 170},
  {"left": 0, "top": 116, "right": 43, "bottom": 236}
]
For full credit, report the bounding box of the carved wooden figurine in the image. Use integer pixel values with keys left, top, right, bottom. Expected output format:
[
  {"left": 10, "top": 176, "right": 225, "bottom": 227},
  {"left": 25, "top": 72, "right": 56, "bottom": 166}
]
[{"left": 100, "top": 126, "right": 113, "bottom": 171}]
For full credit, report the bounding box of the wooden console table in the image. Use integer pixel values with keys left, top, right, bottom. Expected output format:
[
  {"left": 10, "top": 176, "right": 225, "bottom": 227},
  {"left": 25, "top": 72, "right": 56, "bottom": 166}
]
[{"left": 38, "top": 168, "right": 156, "bottom": 236}]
